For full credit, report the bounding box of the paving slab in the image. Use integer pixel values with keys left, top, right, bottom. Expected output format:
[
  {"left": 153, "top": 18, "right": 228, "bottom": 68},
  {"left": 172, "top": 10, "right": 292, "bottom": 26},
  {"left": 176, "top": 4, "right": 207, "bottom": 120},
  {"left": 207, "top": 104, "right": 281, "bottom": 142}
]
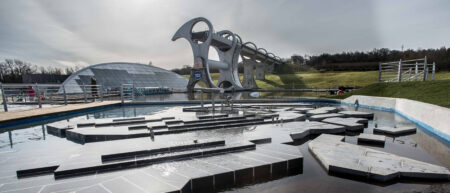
[
  {"left": 112, "top": 116, "right": 146, "bottom": 122},
  {"left": 101, "top": 138, "right": 225, "bottom": 162},
  {"left": 248, "top": 103, "right": 313, "bottom": 108},
  {"left": 150, "top": 161, "right": 214, "bottom": 192},
  {"left": 276, "top": 112, "right": 306, "bottom": 122},
  {"left": 308, "top": 113, "right": 345, "bottom": 121},
  {"left": 288, "top": 122, "right": 346, "bottom": 140},
  {"left": 102, "top": 177, "right": 148, "bottom": 193},
  {"left": 306, "top": 107, "right": 339, "bottom": 116},
  {"left": 374, "top": 126, "right": 417, "bottom": 136},
  {"left": 289, "top": 107, "right": 314, "bottom": 113},
  {"left": 46, "top": 122, "right": 74, "bottom": 138},
  {"left": 143, "top": 166, "right": 191, "bottom": 193},
  {"left": 167, "top": 117, "right": 253, "bottom": 130},
  {"left": 321, "top": 117, "right": 365, "bottom": 131},
  {"left": 154, "top": 119, "right": 265, "bottom": 136},
  {"left": 357, "top": 133, "right": 386, "bottom": 145},
  {"left": 269, "top": 107, "right": 293, "bottom": 112},
  {"left": 345, "top": 117, "right": 369, "bottom": 125},
  {"left": 338, "top": 110, "right": 374, "bottom": 119},
  {"left": 308, "top": 134, "right": 450, "bottom": 182},
  {"left": 54, "top": 142, "right": 256, "bottom": 179},
  {"left": 197, "top": 113, "right": 228, "bottom": 119},
  {"left": 197, "top": 156, "right": 255, "bottom": 185},
  {"left": 64, "top": 116, "right": 266, "bottom": 143},
  {"left": 181, "top": 159, "right": 234, "bottom": 190}
]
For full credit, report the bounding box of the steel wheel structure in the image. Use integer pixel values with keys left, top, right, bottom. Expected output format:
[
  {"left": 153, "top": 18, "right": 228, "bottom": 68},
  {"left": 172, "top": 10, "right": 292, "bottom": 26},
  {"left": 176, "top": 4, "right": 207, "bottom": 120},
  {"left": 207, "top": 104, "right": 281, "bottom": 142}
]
[{"left": 172, "top": 17, "right": 283, "bottom": 91}]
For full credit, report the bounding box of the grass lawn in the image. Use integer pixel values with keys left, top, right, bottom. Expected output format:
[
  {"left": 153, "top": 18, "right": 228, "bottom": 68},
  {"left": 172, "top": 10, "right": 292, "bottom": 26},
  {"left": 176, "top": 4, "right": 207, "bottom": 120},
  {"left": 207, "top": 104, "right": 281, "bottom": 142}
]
[
  {"left": 328, "top": 80, "right": 450, "bottom": 108},
  {"left": 184, "top": 71, "right": 450, "bottom": 89}
]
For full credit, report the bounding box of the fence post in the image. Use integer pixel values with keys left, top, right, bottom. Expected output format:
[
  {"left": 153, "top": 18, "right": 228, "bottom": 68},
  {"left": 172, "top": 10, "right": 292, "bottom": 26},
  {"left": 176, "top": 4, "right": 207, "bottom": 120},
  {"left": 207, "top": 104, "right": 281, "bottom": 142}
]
[
  {"left": 408, "top": 68, "right": 412, "bottom": 81},
  {"left": 100, "top": 85, "right": 103, "bottom": 102},
  {"left": 423, "top": 56, "right": 427, "bottom": 81},
  {"left": 36, "top": 83, "right": 42, "bottom": 108},
  {"left": 83, "top": 84, "right": 87, "bottom": 103},
  {"left": 414, "top": 62, "right": 418, "bottom": 81},
  {"left": 63, "top": 85, "right": 67, "bottom": 105},
  {"left": 120, "top": 85, "right": 124, "bottom": 105},
  {"left": 397, "top": 59, "right": 402, "bottom": 82},
  {"left": 378, "top": 63, "right": 382, "bottom": 82},
  {"left": 1, "top": 83, "right": 7, "bottom": 112},
  {"left": 432, "top": 62, "right": 435, "bottom": 80}
]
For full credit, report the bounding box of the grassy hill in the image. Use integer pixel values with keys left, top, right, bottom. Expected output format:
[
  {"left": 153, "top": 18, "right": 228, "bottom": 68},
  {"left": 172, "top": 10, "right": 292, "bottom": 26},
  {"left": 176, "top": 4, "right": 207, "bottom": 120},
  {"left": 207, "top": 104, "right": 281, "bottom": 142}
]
[
  {"left": 182, "top": 71, "right": 450, "bottom": 107},
  {"left": 185, "top": 71, "right": 450, "bottom": 89},
  {"left": 328, "top": 80, "right": 450, "bottom": 108}
]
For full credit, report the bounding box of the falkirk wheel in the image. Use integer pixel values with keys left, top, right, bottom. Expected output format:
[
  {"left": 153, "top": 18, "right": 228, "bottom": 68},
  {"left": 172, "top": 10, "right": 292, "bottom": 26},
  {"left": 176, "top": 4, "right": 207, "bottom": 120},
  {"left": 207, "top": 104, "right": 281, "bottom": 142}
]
[{"left": 172, "top": 17, "right": 283, "bottom": 92}]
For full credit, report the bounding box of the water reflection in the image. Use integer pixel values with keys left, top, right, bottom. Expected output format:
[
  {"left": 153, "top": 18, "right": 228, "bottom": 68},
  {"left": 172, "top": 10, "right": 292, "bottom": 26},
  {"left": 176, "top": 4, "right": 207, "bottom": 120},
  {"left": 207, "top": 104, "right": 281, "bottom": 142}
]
[
  {"left": 132, "top": 91, "right": 326, "bottom": 102},
  {"left": 0, "top": 103, "right": 448, "bottom": 169},
  {"left": 2, "top": 124, "right": 47, "bottom": 149}
]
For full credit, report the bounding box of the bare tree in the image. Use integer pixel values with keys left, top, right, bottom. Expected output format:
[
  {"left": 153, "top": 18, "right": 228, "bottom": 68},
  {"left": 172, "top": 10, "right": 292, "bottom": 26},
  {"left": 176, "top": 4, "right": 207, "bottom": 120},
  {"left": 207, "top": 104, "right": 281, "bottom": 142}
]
[{"left": 0, "top": 59, "right": 37, "bottom": 83}]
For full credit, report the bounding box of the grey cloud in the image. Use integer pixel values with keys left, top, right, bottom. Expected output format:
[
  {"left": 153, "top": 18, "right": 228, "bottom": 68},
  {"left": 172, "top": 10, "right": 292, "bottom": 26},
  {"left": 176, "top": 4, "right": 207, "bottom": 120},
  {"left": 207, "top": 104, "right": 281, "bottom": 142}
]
[{"left": 0, "top": 0, "right": 449, "bottom": 70}]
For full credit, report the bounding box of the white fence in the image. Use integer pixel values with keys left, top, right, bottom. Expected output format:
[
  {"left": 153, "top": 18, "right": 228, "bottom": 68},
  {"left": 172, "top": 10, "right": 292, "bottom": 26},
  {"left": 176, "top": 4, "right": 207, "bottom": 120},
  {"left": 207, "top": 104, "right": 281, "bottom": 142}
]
[{"left": 378, "top": 57, "right": 435, "bottom": 82}]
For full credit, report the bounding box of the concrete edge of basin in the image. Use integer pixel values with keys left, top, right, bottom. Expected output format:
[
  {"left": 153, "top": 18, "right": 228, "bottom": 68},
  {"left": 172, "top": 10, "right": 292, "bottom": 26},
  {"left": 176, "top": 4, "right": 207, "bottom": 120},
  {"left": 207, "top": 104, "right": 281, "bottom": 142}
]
[{"left": 341, "top": 95, "right": 450, "bottom": 144}]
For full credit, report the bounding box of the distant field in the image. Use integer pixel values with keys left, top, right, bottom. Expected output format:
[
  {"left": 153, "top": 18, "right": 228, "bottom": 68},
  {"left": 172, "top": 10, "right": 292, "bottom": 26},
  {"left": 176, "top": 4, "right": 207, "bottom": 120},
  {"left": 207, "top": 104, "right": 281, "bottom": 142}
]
[
  {"left": 184, "top": 71, "right": 450, "bottom": 89},
  {"left": 328, "top": 80, "right": 450, "bottom": 108}
]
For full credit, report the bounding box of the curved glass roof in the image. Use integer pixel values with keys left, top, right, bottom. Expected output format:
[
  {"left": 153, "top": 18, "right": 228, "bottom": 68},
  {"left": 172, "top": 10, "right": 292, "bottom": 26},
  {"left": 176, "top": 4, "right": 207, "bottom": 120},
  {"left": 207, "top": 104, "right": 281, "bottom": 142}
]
[{"left": 60, "top": 62, "right": 189, "bottom": 93}]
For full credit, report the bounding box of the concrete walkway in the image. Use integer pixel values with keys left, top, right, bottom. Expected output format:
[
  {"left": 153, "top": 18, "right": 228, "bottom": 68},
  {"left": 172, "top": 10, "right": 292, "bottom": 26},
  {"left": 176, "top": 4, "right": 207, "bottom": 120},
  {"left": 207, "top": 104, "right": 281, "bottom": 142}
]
[{"left": 0, "top": 101, "right": 120, "bottom": 124}]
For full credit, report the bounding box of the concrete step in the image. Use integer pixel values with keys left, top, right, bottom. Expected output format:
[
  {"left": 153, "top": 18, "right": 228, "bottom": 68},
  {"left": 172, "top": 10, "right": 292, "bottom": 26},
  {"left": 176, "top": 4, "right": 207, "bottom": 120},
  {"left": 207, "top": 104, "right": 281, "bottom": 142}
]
[
  {"left": 289, "top": 107, "right": 314, "bottom": 113},
  {"left": 168, "top": 118, "right": 255, "bottom": 130},
  {"left": 197, "top": 113, "right": 228, "bottom": 119},
  {"left": 289, "top": 122, "right": 346, "bottom": 140},
  {"left": 74, "top": 116, "right": 174, "bottom": 128},
  {"left": 127, "top": 116, "right": 253, "bottom": 131},
  {"left": 306, "top": 107, "right": 339, "bottom": 116},
  {"left": 308, "top": 113, "right": 345, "bottom": 121},
  {"left": 47, "top": 124, "right": 74, "bottom": 138},
  {"left": 16, "top": 165, "right": 59, "bottom": 178},
  {"left": 112, "top": 117, "right": 146, "bottom": 122},
  {"left": 321, "top": 117, "right": 366, "bottom": 131},
  {"left": 53, "top": 142, "right": 256, "bottom": 179},
  {"left": 373, "top": 126, "right": 417, "bottom": 136},
  {"left": 338, "top": 110, "right": 374, "bottom": 119},
  {"left": 308, "top": 134, "right": 450, "bottom": 182},
  {"left": 101, "top": 139, "right": 225, "bottom": 162},
  {"left": 357, "top": 133, "right": 386, "bottom": 146},
  {"left": 154, "top": 119, "right": 265, "bottom": 135}
]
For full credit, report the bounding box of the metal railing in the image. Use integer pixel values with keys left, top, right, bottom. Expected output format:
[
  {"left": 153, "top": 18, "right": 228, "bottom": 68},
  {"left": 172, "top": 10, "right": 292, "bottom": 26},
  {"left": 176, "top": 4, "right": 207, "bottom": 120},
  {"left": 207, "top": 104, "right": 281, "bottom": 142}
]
[
  {"left": 379, "top": 57, "right": 435, "bottom": 82},
  {"left": 0, "top": 83, "right": 122, "bottom": 112}
]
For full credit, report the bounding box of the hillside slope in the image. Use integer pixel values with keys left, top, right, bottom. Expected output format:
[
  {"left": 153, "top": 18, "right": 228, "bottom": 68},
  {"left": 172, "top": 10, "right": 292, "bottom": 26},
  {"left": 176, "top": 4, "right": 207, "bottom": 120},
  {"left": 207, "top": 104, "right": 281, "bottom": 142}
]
[
  {"left": 184, "top": 71, "right": 450, "bottom": 89},
  {"left": 329, "top": 80, "right": 450, "bottom": 108}
]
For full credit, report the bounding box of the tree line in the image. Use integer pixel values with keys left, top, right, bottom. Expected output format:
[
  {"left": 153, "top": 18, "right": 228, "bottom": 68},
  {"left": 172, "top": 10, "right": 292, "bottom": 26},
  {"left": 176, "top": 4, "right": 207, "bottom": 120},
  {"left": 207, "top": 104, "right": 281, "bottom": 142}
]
[
  {"left": 0, "top": 59, "right": 79, "bottom": 83},
  {"left": 172, "top": 47, "right": 450, "bottom": 74},
  {"left": 278, "top": 47, "right": 450, "bottom": 73}
]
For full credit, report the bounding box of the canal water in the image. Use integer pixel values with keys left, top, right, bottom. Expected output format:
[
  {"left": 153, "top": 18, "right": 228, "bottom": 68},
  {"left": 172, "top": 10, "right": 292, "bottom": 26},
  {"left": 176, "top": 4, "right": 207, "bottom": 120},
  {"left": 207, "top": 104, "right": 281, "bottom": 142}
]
[{"left": 0, "top": 103, "right": 448, "bottom": 193}]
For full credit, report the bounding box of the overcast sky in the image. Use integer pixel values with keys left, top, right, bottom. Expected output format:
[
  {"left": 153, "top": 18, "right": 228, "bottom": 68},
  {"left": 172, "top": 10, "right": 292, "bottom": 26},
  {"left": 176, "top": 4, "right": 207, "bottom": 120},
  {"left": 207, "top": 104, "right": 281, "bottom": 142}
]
[{"left": 1, "top": 0, "right": 449, "bottom": 70}]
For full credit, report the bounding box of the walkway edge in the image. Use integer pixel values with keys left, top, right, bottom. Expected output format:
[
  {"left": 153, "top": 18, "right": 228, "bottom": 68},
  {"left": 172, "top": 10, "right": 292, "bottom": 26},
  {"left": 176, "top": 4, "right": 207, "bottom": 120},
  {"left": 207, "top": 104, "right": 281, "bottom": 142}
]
[
  {"left": 342, "top": 95, "right": 450, "bottom": 144},
  {"left": 0, "top": 101, "right": 121, "bottom": 129}
]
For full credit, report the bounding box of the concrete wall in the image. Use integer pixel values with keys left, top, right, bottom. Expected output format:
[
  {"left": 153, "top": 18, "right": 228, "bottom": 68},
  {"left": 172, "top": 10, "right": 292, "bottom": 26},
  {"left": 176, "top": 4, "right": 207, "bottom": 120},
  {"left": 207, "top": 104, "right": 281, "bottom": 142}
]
[{"left": 342, "top": 95, "right": 450, "bottom": 142}]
